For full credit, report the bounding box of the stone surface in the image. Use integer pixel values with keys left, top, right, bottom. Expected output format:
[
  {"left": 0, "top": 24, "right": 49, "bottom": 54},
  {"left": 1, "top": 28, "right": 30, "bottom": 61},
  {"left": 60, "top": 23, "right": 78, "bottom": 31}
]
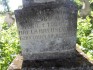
[
  {"left": 8, "top": 55, "right": 23, "bottom": 70},
  {"left": 8, "top": 45, "right": 93, "bottom": 70},
  {"left": 5, "top": 13, "right": 15, "bottom": 27},
  {"left": 22, "top": 0, "right": 56, "bottom": 7},
  {"left": 22, "top": 50, "right": 93, "bottom": 70},
  {"left": 22, "top": 0, "right": 76, "bottom": 8},
  {"left": 15, "top": 1, "right": 78, "bottom": 60}
]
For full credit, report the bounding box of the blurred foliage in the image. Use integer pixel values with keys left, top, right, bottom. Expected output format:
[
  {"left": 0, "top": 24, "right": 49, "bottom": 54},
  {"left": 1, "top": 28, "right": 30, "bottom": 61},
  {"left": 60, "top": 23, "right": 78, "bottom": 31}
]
[
  {"left": 0, "top": 0, "right": 10, "bottom": 13},
  {"left": 2, "top": 0, "right": 10, "bottom": 12},
  {"left": 0, "top": 14, "right": 21, "bottom": 70},
  {"left": 76, "top": 0, "right": 93, "bottom": 60},
  {"left": 0, "top": 0, "right": 93, "bottom": 70}
]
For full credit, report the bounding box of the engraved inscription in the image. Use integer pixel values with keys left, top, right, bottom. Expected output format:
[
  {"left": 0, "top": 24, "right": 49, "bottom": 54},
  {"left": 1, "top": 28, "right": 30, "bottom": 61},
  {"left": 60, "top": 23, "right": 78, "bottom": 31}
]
[
  {"left": 19, "top": 27, "right": 67, "bottom": 35},
  {"left": 20, "top": 33, "right": 67, "bottom": 40},
  {"left": 18, "top": 6, "right": 69, "bottom": 41},
  {"left": 18, "top": 22, "right": 68, "bottom": 40}
]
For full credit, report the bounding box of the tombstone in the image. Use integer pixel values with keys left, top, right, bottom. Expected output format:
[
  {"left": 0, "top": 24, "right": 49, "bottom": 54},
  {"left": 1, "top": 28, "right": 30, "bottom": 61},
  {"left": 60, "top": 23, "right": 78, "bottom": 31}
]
[
  {"left": 14, "top": 0, "right": 93, "bottom": 70},
  {"left": 5, "top": 13, "right": 15, "bottom": 27},
  {"left": 15, "top": 0, "right": 77, "bottom": 60}
]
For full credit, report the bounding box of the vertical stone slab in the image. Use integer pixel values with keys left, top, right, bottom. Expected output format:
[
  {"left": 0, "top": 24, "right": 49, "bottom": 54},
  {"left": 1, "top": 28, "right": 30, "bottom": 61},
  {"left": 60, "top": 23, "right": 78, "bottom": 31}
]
[{"left": 15, "top": 0, "right": 78, "bottom": 60}]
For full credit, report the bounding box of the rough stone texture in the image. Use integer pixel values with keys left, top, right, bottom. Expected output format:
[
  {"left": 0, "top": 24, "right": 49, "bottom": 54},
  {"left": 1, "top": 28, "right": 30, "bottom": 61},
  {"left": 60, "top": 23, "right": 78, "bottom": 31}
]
[
  {"left": 22, "top": 51, "right": 93, "bottom": 70},
  {"left": 15, "top": 0, "right": 78, "bottom": 60},
  {"left": 8, "top": 55, "right": 23, "bottom": 70},
  {"left": 22, "top": 0, "right": 77, "bottom": 8},
  {"left": 8, "top": 45, "right": 93, "bottom": 70},
  {"left": 22, "top": 0, "right": 56, "bottom": 7}
]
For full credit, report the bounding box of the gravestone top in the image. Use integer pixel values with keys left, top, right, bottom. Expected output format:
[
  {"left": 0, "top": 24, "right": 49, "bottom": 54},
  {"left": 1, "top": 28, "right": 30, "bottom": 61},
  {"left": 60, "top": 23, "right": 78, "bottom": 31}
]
[
  {"left": 15, "top": 0, "right": 78, "bottom": 60},
  {"left": 22, "top": 0, "right": 77, "bottom": 8},
  {"left": 22, "top": 0, "right": 56, "bottom": 7}
]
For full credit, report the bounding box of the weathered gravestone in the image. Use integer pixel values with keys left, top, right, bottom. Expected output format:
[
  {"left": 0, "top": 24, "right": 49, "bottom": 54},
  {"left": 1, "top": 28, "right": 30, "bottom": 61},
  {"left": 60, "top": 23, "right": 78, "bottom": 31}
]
[
  {"left": 14, "top": 0, "right": 93, "bottom": 70},
  {"left": 15, "top": 0, "right": 77, "bottom": 60}
]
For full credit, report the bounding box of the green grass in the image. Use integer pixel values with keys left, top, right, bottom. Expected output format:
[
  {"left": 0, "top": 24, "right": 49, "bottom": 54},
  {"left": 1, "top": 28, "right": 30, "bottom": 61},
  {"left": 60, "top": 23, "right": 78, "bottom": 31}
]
[{"left": 0, "top": 15, "right": 21, "bottom": 70}]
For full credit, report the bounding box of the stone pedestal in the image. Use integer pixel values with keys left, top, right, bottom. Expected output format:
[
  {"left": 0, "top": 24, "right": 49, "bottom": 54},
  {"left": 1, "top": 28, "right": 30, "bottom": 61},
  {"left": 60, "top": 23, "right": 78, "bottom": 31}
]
[
  {"left": 22, "top": 51, "right": 93, "bottom": 70},
  {"left": 8, "top": 45, "right": 93, "bottom": 70}
]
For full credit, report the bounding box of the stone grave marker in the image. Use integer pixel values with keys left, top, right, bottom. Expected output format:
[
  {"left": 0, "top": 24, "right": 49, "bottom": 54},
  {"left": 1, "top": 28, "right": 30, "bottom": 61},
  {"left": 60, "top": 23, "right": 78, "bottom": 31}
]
[{"left": 15, "top": 0, "right": 78, "bottom": 60}]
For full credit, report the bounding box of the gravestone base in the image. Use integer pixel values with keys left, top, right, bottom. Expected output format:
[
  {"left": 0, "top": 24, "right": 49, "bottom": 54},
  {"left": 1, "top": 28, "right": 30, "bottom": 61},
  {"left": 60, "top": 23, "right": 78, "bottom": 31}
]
[
  {"left": 22, "top": 51, "right": 93, "bottom": 70},
  {"left": 8, "top": 45, "right": 93, "bottom": 70}
]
